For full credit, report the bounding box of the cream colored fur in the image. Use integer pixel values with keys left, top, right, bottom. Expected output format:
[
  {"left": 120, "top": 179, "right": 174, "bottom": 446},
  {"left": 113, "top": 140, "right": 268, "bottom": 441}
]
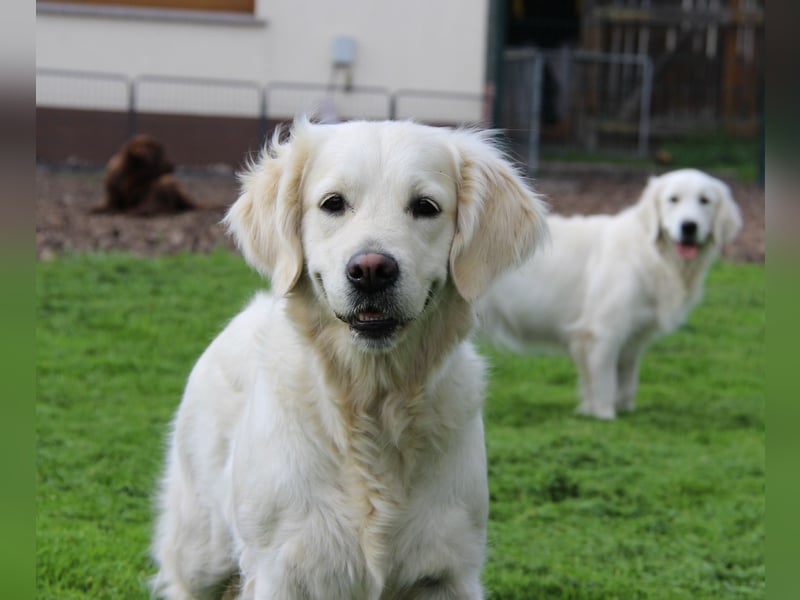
[
  {"left": 477, "top": 168, "right": 742, "bottom": 420},
  {"left": 151, "top": 119, "right": 547, "bottom": 599}
]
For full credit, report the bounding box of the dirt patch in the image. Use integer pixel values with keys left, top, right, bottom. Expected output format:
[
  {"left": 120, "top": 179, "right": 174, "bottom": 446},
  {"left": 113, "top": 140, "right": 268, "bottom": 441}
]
[{"left": 36, "top": 165, "right": 764, "bottom": 262}]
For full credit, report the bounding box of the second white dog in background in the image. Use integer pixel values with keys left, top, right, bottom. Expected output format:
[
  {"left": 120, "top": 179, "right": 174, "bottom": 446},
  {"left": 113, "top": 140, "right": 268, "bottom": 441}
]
[{"left": 477, "top": 168, "right": 742, "bottom": 420}]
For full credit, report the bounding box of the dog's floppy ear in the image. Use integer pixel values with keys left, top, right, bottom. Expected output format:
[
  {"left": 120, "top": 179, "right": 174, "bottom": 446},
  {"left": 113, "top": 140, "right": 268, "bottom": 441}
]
[
  {"left": 449, "top": 130, "right": 548, "bottom": 302},
  {"left": 712, "top": 178, "right": 743, "bottom": 246},
  {"left": 223, "top": 123, "right": 308, "bottom": 296},
  {"left": 635, "top": 174, "right": 663, "bottom": 242}
]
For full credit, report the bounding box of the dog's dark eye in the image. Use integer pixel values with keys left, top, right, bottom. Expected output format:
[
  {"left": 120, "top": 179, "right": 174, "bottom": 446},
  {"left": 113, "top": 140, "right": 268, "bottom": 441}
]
[
  {"left": 320, "top": 194, "right": 346, "bottom": 215},
  {"left": 669, "top": 196, "right": 679, "bottom": 204},
  {"left": 699, "top": 195, "right": 710, "bottom": 205},
  {"left": 409, "top": 197, "right": 441, "bottom": 219}
]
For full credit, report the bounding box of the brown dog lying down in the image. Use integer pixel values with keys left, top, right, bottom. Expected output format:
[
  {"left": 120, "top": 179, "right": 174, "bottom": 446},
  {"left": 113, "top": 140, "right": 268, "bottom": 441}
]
[{"left": 94, "top": 134, "right": 196, "bottom": 216}]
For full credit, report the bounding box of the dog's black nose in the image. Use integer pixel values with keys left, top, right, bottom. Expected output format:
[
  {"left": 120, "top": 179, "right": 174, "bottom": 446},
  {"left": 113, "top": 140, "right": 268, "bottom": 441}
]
[
  {"left": 681, "top": 221, "right": 698, "bottom": 240},
  {"left": 346, "top": 252, "right": 399, "bottom": 293}
]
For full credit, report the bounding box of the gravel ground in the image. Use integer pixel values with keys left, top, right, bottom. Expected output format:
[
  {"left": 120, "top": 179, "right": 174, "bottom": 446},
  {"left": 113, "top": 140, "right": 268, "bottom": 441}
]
[{"left": 36, "top": 165, "right": 764, "bottom": 262}]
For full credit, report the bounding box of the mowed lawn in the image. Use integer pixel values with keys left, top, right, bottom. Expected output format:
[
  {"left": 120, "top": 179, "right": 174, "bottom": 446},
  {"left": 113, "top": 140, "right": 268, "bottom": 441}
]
[{"left": 35, "top": 251, "right": 764, "bottom": 599}]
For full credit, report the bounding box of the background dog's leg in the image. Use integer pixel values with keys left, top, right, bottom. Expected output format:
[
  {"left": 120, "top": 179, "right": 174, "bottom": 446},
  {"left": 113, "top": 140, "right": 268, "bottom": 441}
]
[
  {"left": 571, "top": 332, "right": 618, "bottom": 420},
  {"left": 616, "top": 345, "right": 644, "bottom": 413}
]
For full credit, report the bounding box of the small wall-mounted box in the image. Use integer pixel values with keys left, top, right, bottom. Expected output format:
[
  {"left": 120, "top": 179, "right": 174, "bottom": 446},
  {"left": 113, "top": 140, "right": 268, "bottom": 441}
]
[{"left": 332, "top": 35, "right": 356, "bottom": 67}]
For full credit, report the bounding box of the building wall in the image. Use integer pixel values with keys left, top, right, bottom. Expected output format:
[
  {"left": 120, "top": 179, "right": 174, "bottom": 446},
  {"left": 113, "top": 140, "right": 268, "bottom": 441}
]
[
  {"left": 36, "top": 0, "right": 489, "bottom": 98},
  {"left": 36, "top": 1, "right": 490, "bottom": 166}
]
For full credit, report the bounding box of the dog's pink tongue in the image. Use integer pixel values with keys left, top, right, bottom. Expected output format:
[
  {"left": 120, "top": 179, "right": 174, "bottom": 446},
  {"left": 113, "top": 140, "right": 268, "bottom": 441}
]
[{"left": 676, "top": 243, "right": 699, "bottom": 260}]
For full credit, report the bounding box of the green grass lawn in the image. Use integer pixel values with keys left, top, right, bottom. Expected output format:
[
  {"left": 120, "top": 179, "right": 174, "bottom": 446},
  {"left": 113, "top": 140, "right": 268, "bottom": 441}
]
[{"left": 35, "top": 251, "right": 764, "bottom": 598}]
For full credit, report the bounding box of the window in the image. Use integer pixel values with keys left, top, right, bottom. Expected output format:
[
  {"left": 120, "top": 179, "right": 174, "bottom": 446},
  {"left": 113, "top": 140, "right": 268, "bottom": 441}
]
[{"left": 39, "top": 1, "right": 255, "bottom": 14}]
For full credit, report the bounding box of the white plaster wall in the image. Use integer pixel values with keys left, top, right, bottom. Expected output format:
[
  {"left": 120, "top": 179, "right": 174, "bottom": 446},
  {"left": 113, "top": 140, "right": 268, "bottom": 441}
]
[{"left": 36, "top": 0, "right": 489, "bottom": 122}]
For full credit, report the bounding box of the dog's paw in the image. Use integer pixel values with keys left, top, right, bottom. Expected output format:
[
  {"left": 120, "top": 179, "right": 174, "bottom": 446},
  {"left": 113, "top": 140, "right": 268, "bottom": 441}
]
[{"left": 575, "top": 404, "right": 617, "bottom": 420}]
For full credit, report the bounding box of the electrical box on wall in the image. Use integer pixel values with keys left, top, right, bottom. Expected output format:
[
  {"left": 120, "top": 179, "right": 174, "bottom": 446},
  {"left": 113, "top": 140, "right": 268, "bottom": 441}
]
[{"left": 332, "top": 36, "right": 356, "bottom": 67}]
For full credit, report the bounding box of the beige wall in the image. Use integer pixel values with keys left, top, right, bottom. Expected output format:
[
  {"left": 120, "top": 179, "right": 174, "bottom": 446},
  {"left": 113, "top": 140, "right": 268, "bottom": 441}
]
[{"left": 36, "top": 0, "right": 489, "bottom": 123}]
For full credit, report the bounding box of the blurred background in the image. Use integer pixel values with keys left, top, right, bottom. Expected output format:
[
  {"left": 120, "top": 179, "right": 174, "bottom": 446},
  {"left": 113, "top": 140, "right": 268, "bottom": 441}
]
[{"left": 36, "top": 0, "right": 764, "bottom": 177}]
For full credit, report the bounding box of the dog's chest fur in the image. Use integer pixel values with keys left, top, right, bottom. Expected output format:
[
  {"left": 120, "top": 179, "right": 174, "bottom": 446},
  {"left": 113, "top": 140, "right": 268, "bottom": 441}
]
[
  {"left": 649, "top": 236, "right": 716, "bottom": 333},
  {"left": 256, "top": 287, "right": 483, "bottom": 596},
  {"left": 334, "top": 389, "right": 431, "bottom": 588}
]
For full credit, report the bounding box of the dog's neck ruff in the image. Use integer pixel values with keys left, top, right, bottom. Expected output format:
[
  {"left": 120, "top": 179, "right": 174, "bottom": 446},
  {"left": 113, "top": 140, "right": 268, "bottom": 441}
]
[
  {"left": 652, "top": 230, "right": 717, "bottom": 327},
  {"left": 288, "top": 279, "right": 472, "bottom": 406}
]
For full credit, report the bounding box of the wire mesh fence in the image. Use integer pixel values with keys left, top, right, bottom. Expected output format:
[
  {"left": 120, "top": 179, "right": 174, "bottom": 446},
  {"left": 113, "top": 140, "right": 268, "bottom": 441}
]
[
  {"left": 35, "top": 70, "right": 493, "bottom": 167},
  {"left": 499, "top": 1, "right": 762, "bottom": 172},
  {"left": 502, "top": 48, "right": 652, "bottom": 172},
  {"left": 502, "top": 49, "right": 545, "bottom": 171},
  {"left": 264, "top": 82, "right": 391, "bottom": 122},
  {"left": 36, "top": 30, "right": 757, "bottom": 172},
  {"left": 390, "top": 89, "right": 487, "bottom": 127},
  {"left": 134, "top": 75, "right": 264, "bottom": 118},
  {"left": 36, "top": 68, "right": 131, "bottom": 113}
]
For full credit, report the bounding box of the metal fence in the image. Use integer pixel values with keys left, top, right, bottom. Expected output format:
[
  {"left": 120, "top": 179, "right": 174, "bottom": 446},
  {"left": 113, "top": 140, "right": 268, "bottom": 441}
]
[
  {"left": 134, "top": 74, "right": 265, "bottom": 118},
  {"left": 390, "top": 89, "right": 487, "bottom": 126},
  {"left": 502, "top": 49, "right": 545, "bottom": 171},
  {"left": 35, "top": 69, "right": 490, "bottom": 167},
  {"left": 36, "top": 67, "right": 132, "bottom": 113},
  {"left": 265, "top": 81, "right": 392, "bottom": 122},
  {"left": 36, "top": 69, "right": 489, "bottom": 131},
  {"left": 502, "top": 48, "right": 653, "bottom": 171},
  {"left": 37, "top": 1, "right": 761, "bottom": 170}
]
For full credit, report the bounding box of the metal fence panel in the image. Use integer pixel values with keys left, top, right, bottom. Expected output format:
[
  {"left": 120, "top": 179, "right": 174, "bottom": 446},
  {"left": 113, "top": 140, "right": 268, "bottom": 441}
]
[
  {"left": 502, "top": 49, "right": 545, "bottom": 172},
  {"left": 501, "top": 48, "right": 653, "bottom": 172},
  {"left": 390, "top": 89, "right": 487, "bottom": 127},
  {"left": 134, "top": 74, "right": 264, "bottom": 118},
  {"left": 36, "top": 68, "right": 130, "bottom": 112},
  {"left": 265, "top": 82, "right": 391, "bottom": 122},
  {"left": 561, "top": 50, "right": 652, "bottom": 157}
]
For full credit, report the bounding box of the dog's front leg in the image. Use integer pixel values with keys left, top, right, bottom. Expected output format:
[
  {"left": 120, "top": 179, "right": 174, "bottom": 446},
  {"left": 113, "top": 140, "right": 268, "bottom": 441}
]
[
  {"left": 570, "top": 331, "right": 619, "bottom": 420},
  {"left": 616, "top": 344, "right": 645, "bottom": 413},
  {"left": 237, "top": 557, "right": 307, "bottom": 600}
]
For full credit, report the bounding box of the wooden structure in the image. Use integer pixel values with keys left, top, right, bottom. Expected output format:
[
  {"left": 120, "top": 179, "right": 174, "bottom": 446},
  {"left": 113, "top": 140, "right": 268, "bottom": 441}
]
[{"left": 581, "top": 0, "right": 763, "bottom": 134}]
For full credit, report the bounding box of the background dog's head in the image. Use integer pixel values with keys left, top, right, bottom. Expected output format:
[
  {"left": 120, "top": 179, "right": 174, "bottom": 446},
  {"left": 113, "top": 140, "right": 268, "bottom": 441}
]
[
  {"left": 637, "top": 168, "right": 742, "bottom": 260},
  {"left": 116, "top": 134, "right": 174, "bottom": 179},
  {"left": 225, "top": 119, "right": 547, "bottom": 350}
]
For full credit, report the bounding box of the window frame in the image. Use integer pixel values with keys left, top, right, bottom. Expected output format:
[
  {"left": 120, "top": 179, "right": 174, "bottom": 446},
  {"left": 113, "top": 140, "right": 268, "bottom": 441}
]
[{"left": 37, "top": 0, "right": 255, "bottom": 14}]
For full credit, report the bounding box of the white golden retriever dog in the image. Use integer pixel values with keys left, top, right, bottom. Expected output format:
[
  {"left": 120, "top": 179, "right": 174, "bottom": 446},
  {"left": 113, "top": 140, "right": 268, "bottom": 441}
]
[
  {"left": 478, "top": 168, "right": 742, "bottom": 420},
  {"left": 151, "top": 119, "right": 547, "bottom": 599}
]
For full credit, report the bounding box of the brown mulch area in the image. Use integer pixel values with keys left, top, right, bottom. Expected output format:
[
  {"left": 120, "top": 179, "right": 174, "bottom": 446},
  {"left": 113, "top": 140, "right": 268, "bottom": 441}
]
[{"left": 35, "top": 165, "right": 764, "bottom": 263}]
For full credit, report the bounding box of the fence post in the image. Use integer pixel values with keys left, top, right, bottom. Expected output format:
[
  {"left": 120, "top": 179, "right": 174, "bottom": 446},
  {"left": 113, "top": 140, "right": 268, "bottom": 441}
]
[
  {"left": 259, "top": 85, "right": 268, "bottom": 148},
  {"left": 638, "top": 55, "right": 653, "bottom": 158},
  {"left": 489, "top": 0, "right": 507, "bottom": 129},
  {"left": 128, "top": 76, "right": 137, "bottom": 138},
  {"left": 526, "top": 53, "right": 544, "bottom": 174}
]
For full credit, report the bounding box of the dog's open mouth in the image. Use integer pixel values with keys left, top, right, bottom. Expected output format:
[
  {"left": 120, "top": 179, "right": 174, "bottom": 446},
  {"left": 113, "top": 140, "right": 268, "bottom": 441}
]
[
  {"left": 676, "top": 242, "right": 700, "bottom": 260},
  {"left": 345, "top": 308, "right": 402, "bottom": 340},
  {"left": 334, "top": 282, "right": 441, "bottom": 345}
]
